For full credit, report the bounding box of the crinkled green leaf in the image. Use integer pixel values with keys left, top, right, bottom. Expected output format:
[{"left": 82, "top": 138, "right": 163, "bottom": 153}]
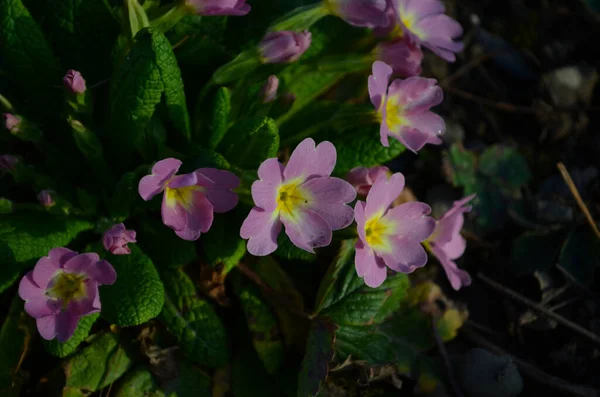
[
  {"left": 479, "top": 145, "right": 531, "bottom": 190},
  {"left": 510, "top": 228, "right": 566, "bottom": 275},
  {"left": 44, "top": 313, "right": 99, "bottom": 358},
  {"left": 0, "top": 214, "right": 94, "bottom": 293},
  {"left": 182, "top": 148, "right": 230, "bottom": 171},
  {"left": 159, "top": 269, "right": 229, "bottom": 367},
  {"left": 137, "top": 219, "right": 197, "bottom": 269},
  {"left": 445, "top": 144, "right": 477, "bottom": 188},
  {"left": 218, "top": 117, "right": 279, "bottom": 169},
  {"left": 203, "top": 87, "right": 231, "bottom": 149},
  {"left": 46, "top": 0, "right": 119, "bottom": 82},
  {"left": 168, "top": 15, "right": 228, "bottom": 69},
  {"left": 0, "top": 198, "right": 13, "bottom": 214},
  {"left": 331, "top": 126, "right": 406, "bottom": 176},
  {"left": 113, "top": 366, "right": 163, "bottom": 397},
  {"left": 109, "top": 28, "right": 190, "bottom": 157},
  {"left": 466, "top": 176, "right": 509, "bottom": 231},
  {"left": 297, "top": 320, "right": 336, "bottom": 397},
  {"left": 163, "top": 360, "right": 211, "bottom": 397},
  {"left": 234, "top": 282, "right": 284, "bottom": 374},
  {"left": 109, "top": 166, "right": 148, "bottom": 221},
  {"left": 559, "top": 226, "right": 600, "bottom": 287},
  {"left": 274, "top": 233, "right": 317, "bottom": 263},
  {"left": 0, "top": 296, "right": 33, "bottom": 397},
  {"left": 0, "top": 0, "right": 62, "bottom": 118},
  {"left": 315, "top": 240, "right": 409, "bottom": 325},
  {"left": 202, "top": 206, "right": 246, "bottom": 275},
  {"left": 64, "top": 332, "right": 134, "bottom": 391},
  {"left": 100, "top": 245, "right": 165, "bottom": 326}
]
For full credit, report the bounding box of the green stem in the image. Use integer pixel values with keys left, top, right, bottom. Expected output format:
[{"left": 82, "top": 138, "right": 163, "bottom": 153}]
[
  {"left": 0, "top": 93, "right": 13, "bottom": 112},
  {"left": 269, "top": 2, "right": 330, "bottom": 32},
  {"left": 149, "top": 3, "right": 189, "bottom": 33}
]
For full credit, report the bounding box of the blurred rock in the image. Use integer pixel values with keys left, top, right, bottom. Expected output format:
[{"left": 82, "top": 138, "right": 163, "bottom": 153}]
[
  {"left": 457, "top": 348, "right": 524, "bottom": 397},
  {"left": 542, "top": 65, "right": 598, "bottom": 108}
]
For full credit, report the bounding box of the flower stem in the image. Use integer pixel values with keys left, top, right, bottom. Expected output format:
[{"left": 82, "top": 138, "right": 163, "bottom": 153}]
[{"left": 268, "top": 2, "right": 330, "bottom": 32}]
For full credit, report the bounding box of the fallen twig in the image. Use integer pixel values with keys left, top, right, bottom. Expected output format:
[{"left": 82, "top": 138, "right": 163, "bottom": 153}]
[
  {"left": 477, "top": 273, "right": 600, "bottom": 345},
  {"left": 444, "top": 86, "right": 542, "bottom": 114},
  {"left": 463, "top": 326, "right": 600, "bottom": 397},
  {"left": 557, "top": 162, "right": 600, "bottom": 240}
]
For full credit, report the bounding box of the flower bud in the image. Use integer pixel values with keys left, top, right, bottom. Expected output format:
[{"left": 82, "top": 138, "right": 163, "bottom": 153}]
[
  {"left": 345, "top": 166, "right": 390, "bottom": 196},
  {"left": 260, "top": 75, "right": 279, "bottom": 103},
  {"left": 103, "top": 223, "right": 137, "bottom": 255},
  {"left": 324, "top": 0, "right": 388, "bottom": 28},
  {"left": 376, "top": 38, "right": 423, "bottom": 77},
  {"left": 37, "top": 190, "right": 55, "bottom": 208},
  {"left": 259, "top": 30, "right": 312, "bottom": 64},
  {"left": 63, "top": 69, "right": 87, "bottom": 94},
  {"left": 3, "top": 113, "right": 21, "bottom": 133}
]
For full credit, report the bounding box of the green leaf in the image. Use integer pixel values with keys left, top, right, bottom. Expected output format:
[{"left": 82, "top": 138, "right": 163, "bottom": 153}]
[
  {"left": 0, "top": 214, "right": 94, "bottom": 293},
  {"left": 202, "top": 207, "right": 246, "bottom": 275},
  {"left": 297, "top": 320, "right": 336, "bottom": 397},
  {"left": 182, "top": 148, "right": 230, "bottom": 171},
  {"left": 64, "top": 332, "right": 134, "bottom": 391},
  {"left": 330, "top": 126, "right": 406, "bottom": 176},
  {"left": 559, "top": 226, "right": 600, "bottom": 287},
  {"left": 163, "top": 360, "right": 211, "bottom": 397},
  {"left": 46, "top": 0, "right": 119, "bottom": 82},
  {"left": 44, "top": 313, "right": 99, "bottom": 358},
  {"left": 0, "top": 198, "right": 13, "bottom": 214},
  {"left": 510, "top": 229, "right": 566, "bottom": 275},
  {"left": 479, "top": 145, "right": 531, "bottom": 190},
  {"left": 0, "top": 0, "right": 62, "bottom": 118},
  {"left": 218, "top": 117, "right": 279, "bottom": 169},
  {"left": 232, "top": 345, "right": 276, "bottom": 397},
  {"left": 113, "top": 366, "right": 163, "bottom": 397},
  {"left": 137, "top": 219, "right": 197, "bottom": 269},
  {"left": 109, "top": 28, "right": 190, "bottom": 157},
  {"left": 0, "top": 297, "right": 33, "bottom": 397},
  {"left": 109, "top": 166, "right": 148, "bottom": 221},
  {"left": 62, "top": 388, "right": 87, "bottom": 397},
  {"left": 274, "top": 233, "right": 316, "bottom": 263},
  {"left": 234, "top": 282, "right": 284, "bottom": 374},
  {"left": 202, "top": 87, "right": 231, "bottom": 149},
  {"left": 315, "top": 240, "right": 410, "bottom": 325},
  {"left": 100, "top": 245, "right": 165, "bottom": 326},
  {"left": 444, "top": 144, "right": 477, "bottom": 188},
  {"left": 466, "top": 176, "right": 509, "bottom": 231},
  {"left": 159, "top": 269, "right": 229, "bottom": 367},
  {"left": 167, "top": 15, "right": 228, "bottom": 69}
]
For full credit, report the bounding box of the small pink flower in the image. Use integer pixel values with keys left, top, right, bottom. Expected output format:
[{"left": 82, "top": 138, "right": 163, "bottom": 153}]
[
  {"left": 18, "top": 248, "right": 116, "bottom": 342},
  {"left": 0, "top": 155, "right": 18, "bottom": 172},
  {"left": 426, "top": 195, "right": 475, "bottom": 290},
  {"left": 259, "top": 31, "right": 312, "bottom": 64},
  {"left": 63, "top": 69, "right": 87, "bottom": 94},
  {"left": 345, "top": 166, "right": 390, "bottom": 196},
  {"left": 354, "top": 172, "right": 435, "bottom": 287},
  {"left": 391, "top": 0, "right": 464, "bottom": 62},
  {"left": 241, "top": 138, "right": 356, "bottom": 256},
  {"left": 260, "top": 75, "right": 279, "bottom": 103},
  {"left": 185, "top": 0, "right": 250, "bottom": 16},
  {"left": 3, "top": 113, "right": 21, "bottom": 133},
  {"left": 369, "top": 61, "right": 445, "bottom": 153},
  {"left": 37, "top": 190, "right": 55, "bottom": 208},
  {"left": 138, "top": 158, "right": 240, "bottom": 241},
  {"left": 375, "top": 37, "right": 423, "bottom": 77},
  {"left": 103, "top": 223, "right": 137, "bottom": 255},
  {"left": 325, "top": 0, "right": 389, "bottom": 28}
]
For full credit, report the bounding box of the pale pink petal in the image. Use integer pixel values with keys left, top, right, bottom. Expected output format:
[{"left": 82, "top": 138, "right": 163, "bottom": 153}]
[
  {"left": 251, "top": 180, "right": 278, "bottom": 211},
  {"left": 24, "top": 297, "right": 61, "bottom": 318},
  {"left": 167, "top": 172, "right": 198, "bottom": 189},
  {"left": 281, "top": 208, "right": 331, "bottom": 253},
  {"left": 387, "top": 77, "right": 443, "bottom": 112},
  {"left": 365, "top": 172, "right": 405, "bottom": 218},
  {"left": 355, "top": 240, "right": 387, "bottom": 287},
  {"left": 138, "top": 158, "right": 182, "bottom": 201},
  {"left": 68, "top": 281, "right": 99, "bottom": 317},
  {"left": 33, "top": 257, "right": 61, "bottom": 289},
  {"left": 393, "top": 127, "right": 430, "bottom": 153},
  {"left": 430, "top": 244, "right": 471, "bottom": 290},
  {"left": 87, "top": 260, "right": 117, "bottom": 285},
  {"left": 173, "top": 192, "right": 214, "bottom": 241},
  {"left": 399, "top": 0, "right": 445, "bottom": 19},
  {"left": 368, "top": 61, "right": 393, "bottom": 110},
  {"left": 161, "top": 196, "right": 188, "bottom": 232},
  {"left": 284, "top": 138, "right": 336, "bottom": 181},
  {"left": 403, "top": 111, "right": 445, "bottom": 140},
  {"left": 18, "top": 272, "right": 44, "bottom": 300},
  {"left": 55, "top": 311, "right": 80, "bottom": 342},
  {"left": 301, "top": 177, "right": 356, "bottom": 230},
  {"left": 257, "top": 158, "right": 284, "bottom": 184},
  {"left": 63, "top": 253, "right": 100, "bottom": 276},
  {"left": 379, "top": 236, "right": 428, "bottom": 272},
  {"left": 385, "top": 202, "right": 435, "bottom": 242},
  {"left": 354, "top": 200, "right": 368, "bottom": 245},
  {"left": 36, "top": 316, "right": 58, "bottom": 340},
  {"left": 240, "top": 207, "right": 282, "bottom": 256},
  {"left": 195, "top": 169, "right": 240, "bottom": 213}
]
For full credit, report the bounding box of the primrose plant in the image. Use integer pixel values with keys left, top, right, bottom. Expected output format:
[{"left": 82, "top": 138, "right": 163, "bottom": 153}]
[{"left": 0, "top": 0, "right": 475, "bottom": 394}]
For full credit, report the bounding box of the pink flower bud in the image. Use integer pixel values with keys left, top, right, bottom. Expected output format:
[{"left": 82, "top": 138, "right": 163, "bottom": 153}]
[
  {"left": 376, "top": 38, "right": 423, "bottom": 77},
  {"left": 186, "top": 0, "right": 250, "bottom": 16},
  {"left": 260, "top": 75, "right": 279, "bottom": 103},
  {"left": 3, "top": 113, "right": 21, "bottom": 133},
  {"left": 345, "top": 166, "right": 390, "bottom": 196},
  {"left": 63, "top": 69, "right": 87, "bottom": 94},
  {"left": 103, "top": 223, "right": 137, "bottom": 255},
  {"left": 259, "top": 31, "right": 312, "bottom": 64},
  {"left": 37, "top": 190, "right": 55, "bottom": 208}
]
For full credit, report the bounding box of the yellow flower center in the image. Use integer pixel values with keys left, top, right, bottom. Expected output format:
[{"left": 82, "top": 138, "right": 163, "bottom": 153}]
[
  {"left": 276, "top": 180, "right": 310, "bottom": 218},
  {"left": 364, "top": 215, "right": 394, "bottom": 251},
  {"left": 164, "top": 185, "right": 203, "bottom": 210},
  {"left": 47, "top": 272, "right": 87, "bottom": 306},
  {"left": 384, "top": 97, "right": 407, "bottom": 132}
]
